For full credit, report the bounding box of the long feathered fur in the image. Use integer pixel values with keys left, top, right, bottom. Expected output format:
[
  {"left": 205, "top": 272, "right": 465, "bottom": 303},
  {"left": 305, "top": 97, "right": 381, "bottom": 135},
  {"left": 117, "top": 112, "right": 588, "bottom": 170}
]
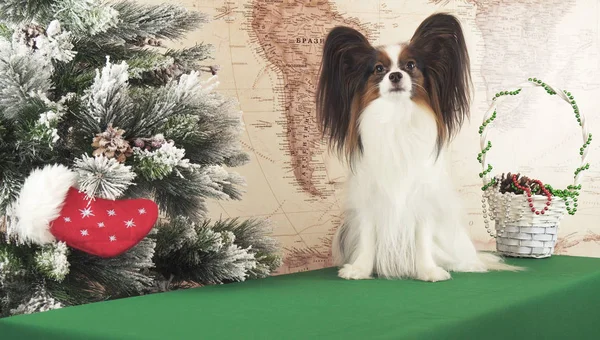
[
  {"left": 316, "top": 26, "right": 376, "bottom": 167},
  {"left": 407, "top": 13, "right": 472, "bottom": 155}
]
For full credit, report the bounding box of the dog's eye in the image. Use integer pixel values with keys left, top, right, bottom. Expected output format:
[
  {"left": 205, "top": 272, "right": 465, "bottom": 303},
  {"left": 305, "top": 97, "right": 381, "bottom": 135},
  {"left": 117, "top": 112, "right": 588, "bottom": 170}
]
[
  {"left": 406, "top": 61, "right": 416, "bottom": 70},
  {"left": 374, "top": 64, "right": 385, "bottom": 74}
]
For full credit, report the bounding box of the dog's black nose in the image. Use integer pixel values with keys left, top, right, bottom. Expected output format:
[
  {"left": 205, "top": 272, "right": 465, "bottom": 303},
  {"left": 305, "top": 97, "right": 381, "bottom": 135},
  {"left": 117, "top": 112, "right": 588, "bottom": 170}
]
[{"left": 389, "top": 72, "right": 402, "bottom": 83}]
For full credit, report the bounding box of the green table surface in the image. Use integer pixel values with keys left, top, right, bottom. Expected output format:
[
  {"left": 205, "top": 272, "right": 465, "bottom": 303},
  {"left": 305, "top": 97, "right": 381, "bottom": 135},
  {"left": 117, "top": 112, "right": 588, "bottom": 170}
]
[{"left": 1, "top": 255, "right": 599, "bottom": 339}]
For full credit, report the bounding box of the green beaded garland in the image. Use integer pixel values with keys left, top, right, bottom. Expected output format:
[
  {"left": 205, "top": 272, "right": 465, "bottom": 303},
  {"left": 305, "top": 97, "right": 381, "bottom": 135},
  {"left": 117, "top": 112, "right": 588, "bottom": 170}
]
[
  {"left": 479, "top": 78, "right": 590, "bottom": 217},
  {"left": 579, "top": 133, "right": 592, "bottom": 156},
  {"left": 477, "top": 141, "right": 492, "bottom": 164}
]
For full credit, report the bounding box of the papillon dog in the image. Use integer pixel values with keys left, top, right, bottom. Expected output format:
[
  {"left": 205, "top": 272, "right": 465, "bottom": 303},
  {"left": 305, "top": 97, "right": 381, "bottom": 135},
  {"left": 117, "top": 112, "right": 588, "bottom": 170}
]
[{"left": 316, "top": 13, "right": 519, "bottom": 282}]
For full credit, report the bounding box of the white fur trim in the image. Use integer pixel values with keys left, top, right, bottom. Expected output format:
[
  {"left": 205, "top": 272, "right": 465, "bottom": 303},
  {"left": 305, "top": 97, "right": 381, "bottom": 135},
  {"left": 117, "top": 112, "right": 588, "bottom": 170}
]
[{"left": 11, "top": 164, "right": 76, "bottom": 244}]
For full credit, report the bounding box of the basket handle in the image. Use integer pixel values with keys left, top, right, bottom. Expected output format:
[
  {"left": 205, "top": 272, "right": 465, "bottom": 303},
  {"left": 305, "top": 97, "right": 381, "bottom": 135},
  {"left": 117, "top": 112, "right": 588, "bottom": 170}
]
[{"left": 478, "top": 78, "right": 591, "bottom": 190}]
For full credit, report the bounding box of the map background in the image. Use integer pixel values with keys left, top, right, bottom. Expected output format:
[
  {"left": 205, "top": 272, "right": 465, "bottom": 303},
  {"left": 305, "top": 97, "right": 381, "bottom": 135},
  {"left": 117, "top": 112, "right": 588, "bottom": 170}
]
[{"left": 142, "top": 0, "right": 600, "bottom": 274}]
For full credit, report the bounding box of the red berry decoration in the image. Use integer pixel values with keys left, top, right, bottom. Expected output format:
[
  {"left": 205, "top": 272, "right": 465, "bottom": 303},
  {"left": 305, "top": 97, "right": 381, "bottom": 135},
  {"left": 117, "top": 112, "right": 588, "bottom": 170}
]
[{"left": 512, "top": 174, "right": 552, "bottom": 215}]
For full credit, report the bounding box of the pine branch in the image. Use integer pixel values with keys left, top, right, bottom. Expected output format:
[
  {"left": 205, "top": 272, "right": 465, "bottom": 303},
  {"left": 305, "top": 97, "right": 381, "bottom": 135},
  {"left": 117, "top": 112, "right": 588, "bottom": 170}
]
[
  {"left": 162, "top": 44, "right": 214, "bottom": 76},
  {"left": 128, "top": 166, "right": 207, "bottom": 219},
  {"left": 153, "top": 217, "right": 261, "bottom": 285},
  {"left": 81, "top": 58, "right": 133, "bottom": 131},
  {"left": 0, "top": 41, "right": 53, "bottom": 120},
  {"left": 54, "top": 235, "right": 156, "bottom": 302},
  {"left": 74, "top": 154, "right": 136, "bottom": 200},
  {"left": 0, "top": 23, "right": 11, "bottom": 39},
  {"left": 8, "top": 287, "right": 63, "bottom": 316},
  {"left": 48, "top": 0, "right": 119, "bottom": 37},
  {"left": 0, "top": 98, "right": 67, "bottom": 217},
  {"left": 159, "top": 82, "right": 250, "bottom": 167},
  {"left": 124, "top": 86, "right": 178, "bottom": 138},
  {"left": 12, "top": 106, "right": 61, "bottom": 163},
  {"left": 51, "top": 56, "right": 97, "bottom": 96},
  {"left": 0, "top": 169, "right": 24, "bottom": 216},
  {"left": 195, "top": 165, "right": 246, "bottom": 201},
  {"left": 0, "top": 233, "right": 155, "bottom": 316},
  {"left": 164, "top": 44, "right": 213, "bottom": 65},
  {"left": 69, "top": 40, "right": 164, "bottom": 73},
  {"left": 163, "top": 112, "right": 250, "bottom": 167},
  {"left": 0, "top": 0, "right": 55, "bottom": 23},
  {"left": 33, "top": 242, "right": 70, "bottom": 282},
  {"left": 96, "top": 1, "right": 208, "bottom": 46},
  {"left": 127, "top": 162, "right": 248, "bottom": 220},
  {"left": 0, "top": 240, "right": 41, "bottom": 317},
  {"left": 211, "top": 218, "right": 282, "bottom": 279},
  {"left": 127, "top": 45, "right": 215, "bottom": 87},
  {"left": 124, "top": 72, "right": 225, "bottom": 139}
]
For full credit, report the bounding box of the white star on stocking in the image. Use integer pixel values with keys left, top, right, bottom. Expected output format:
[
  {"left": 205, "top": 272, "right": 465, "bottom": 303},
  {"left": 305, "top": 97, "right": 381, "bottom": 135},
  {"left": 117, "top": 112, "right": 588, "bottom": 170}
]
[
  {"left": 138, "top": 208, "right": 146, "bottom": 215},
  {"left": 97, "top": 222, "right": 105, "bottom": 228},
  {"left": 107, "top": 209, "right": 116, "bottom": 216},
  {"left": 79, "top": 207, "right": 94, "bottom": 218},
  {"left": 124, "top": 219, "right": 136, "bottom": 228},
  {"left": 109, "top": 235, "right": 117, "bottom": 242},
  {"left": 80, "top": 229, "right": 89, "bottom": 236},
  {"left": 63, "top": 217, "right": 71, "bottom": 222}
]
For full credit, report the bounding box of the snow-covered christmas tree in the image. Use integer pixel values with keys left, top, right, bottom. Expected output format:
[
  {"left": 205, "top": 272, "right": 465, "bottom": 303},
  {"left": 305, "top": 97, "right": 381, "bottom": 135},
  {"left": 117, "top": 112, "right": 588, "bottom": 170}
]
[{"left": 0, "top": 0, "right": 281, "bottom": 317}]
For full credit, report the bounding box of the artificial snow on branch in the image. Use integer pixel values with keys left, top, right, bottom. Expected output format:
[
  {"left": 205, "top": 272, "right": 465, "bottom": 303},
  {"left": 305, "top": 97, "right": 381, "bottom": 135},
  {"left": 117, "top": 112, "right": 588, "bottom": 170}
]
[
  {"left": 0, "top": 0, "right": 55, "bottom": 23},
  {"left": 52, "top": 0, "right": 119, "bottom": 36},
  {"left": 153, "top": 217, "right": 281, "bottom": 285},
  {"left": 74, "top": 154, "right": 136, "bottom": 200},
  {"left": 97, "top": 1, "right": 209, "bottom": 45},
  {"left": 9, "top": 288, "right": 63, "bottom": 316},
  {"left": 132, "top": 137, "right": 190, "bottom": 181},
  {"left": 34, "top": 241, "right": 70, "bottom": 282},
  {"left": 0, "top": 34, "right": 53, "bottom": 119},
  {"left": 82, "top": 57, "right": 132, "bottom": 129}
]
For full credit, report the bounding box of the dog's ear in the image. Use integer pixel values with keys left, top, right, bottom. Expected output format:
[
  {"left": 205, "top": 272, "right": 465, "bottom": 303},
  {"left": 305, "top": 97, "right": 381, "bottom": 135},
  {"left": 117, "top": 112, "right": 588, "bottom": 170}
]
[
  {"left": 316, "top": 26, "right": 374, "bottom": 164},
  {"left": 321, "top": 26, "right": 373, "bottom": 73},
  {"left": 409, "top": 13, "right": 472, "bottom": 152}
]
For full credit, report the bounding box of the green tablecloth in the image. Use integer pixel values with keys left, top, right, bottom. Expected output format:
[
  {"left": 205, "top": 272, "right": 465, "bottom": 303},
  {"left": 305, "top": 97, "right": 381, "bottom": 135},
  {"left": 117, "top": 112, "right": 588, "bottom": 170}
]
[{"left": 1, "top": 255, "right": 599, "bottom": 339}]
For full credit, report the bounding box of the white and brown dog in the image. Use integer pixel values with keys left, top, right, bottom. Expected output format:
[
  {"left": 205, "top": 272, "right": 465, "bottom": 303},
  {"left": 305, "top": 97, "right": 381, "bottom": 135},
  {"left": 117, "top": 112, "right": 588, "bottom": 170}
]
[{"left": 316, "top": 13, "right": 519, "bottom": 281}]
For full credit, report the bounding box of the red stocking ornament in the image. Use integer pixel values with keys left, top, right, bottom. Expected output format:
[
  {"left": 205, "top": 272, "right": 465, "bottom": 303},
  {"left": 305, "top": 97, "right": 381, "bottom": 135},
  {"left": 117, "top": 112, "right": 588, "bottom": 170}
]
[
  {"left": 50, "top": 187, "right": 158, "bottom": 257},
  {"left": 11, "top": 164, "right": 158, "bottom": 258}
]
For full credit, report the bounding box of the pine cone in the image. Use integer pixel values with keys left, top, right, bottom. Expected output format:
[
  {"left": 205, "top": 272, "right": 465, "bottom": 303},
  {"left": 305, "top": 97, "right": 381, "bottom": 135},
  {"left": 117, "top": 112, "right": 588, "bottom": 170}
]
[
  {"left": 134, "top": 63, "right": 184, "bottom": 86},
  {"left": 133, "top": 36, "right": 163, "bottom": 47},
  {"left": 131, "top": 134, "right": 169, "bottom": 152},
  {"left": 498, "top": 172, "right": 515, "bottom": 193},
  {"left": 19, "top": 24, "right": 45, "bottom": 49},
  {"left": 153, "top": 63, "right": 183, "bottom": 82},
  {"left": 199, "top": 65, "right": 220, "bottom": 75},
  {"left": 497, "top": 172, "right": 544, "bottom": 195},
  {"left": 91, "top": 124, "right": 133, "bottom": 163}
]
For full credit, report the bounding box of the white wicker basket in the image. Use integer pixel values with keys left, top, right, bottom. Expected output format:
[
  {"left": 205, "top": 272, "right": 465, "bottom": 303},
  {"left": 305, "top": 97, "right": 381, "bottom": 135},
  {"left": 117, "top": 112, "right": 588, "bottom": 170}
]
[{"left": 478, "top": 78, "right": 591, "bottom": 258}]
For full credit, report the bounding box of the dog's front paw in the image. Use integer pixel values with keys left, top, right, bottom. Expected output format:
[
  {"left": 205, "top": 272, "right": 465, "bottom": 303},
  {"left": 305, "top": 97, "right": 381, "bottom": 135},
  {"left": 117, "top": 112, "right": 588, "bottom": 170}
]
[
  {"left": 338, "top": 264, "right": 372, "bottom": 280},
  {"left": 416, "top": 266, "right": 451, "bottom": 282}
]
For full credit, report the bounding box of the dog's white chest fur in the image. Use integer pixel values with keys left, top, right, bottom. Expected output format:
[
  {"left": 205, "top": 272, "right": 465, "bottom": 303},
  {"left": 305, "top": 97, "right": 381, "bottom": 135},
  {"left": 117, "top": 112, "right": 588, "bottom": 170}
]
[
  {"left": 358, "top": 98, "right": 440, "bottom": 184},
  {"left": 337, "top": 99, "right": 458, "bottom": 279},
  {"left": 352, "top": 99, "right": 444, "bottom": 221},
  {"left": 332, "top": 98, "right": 518, "bottom": 281}
]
